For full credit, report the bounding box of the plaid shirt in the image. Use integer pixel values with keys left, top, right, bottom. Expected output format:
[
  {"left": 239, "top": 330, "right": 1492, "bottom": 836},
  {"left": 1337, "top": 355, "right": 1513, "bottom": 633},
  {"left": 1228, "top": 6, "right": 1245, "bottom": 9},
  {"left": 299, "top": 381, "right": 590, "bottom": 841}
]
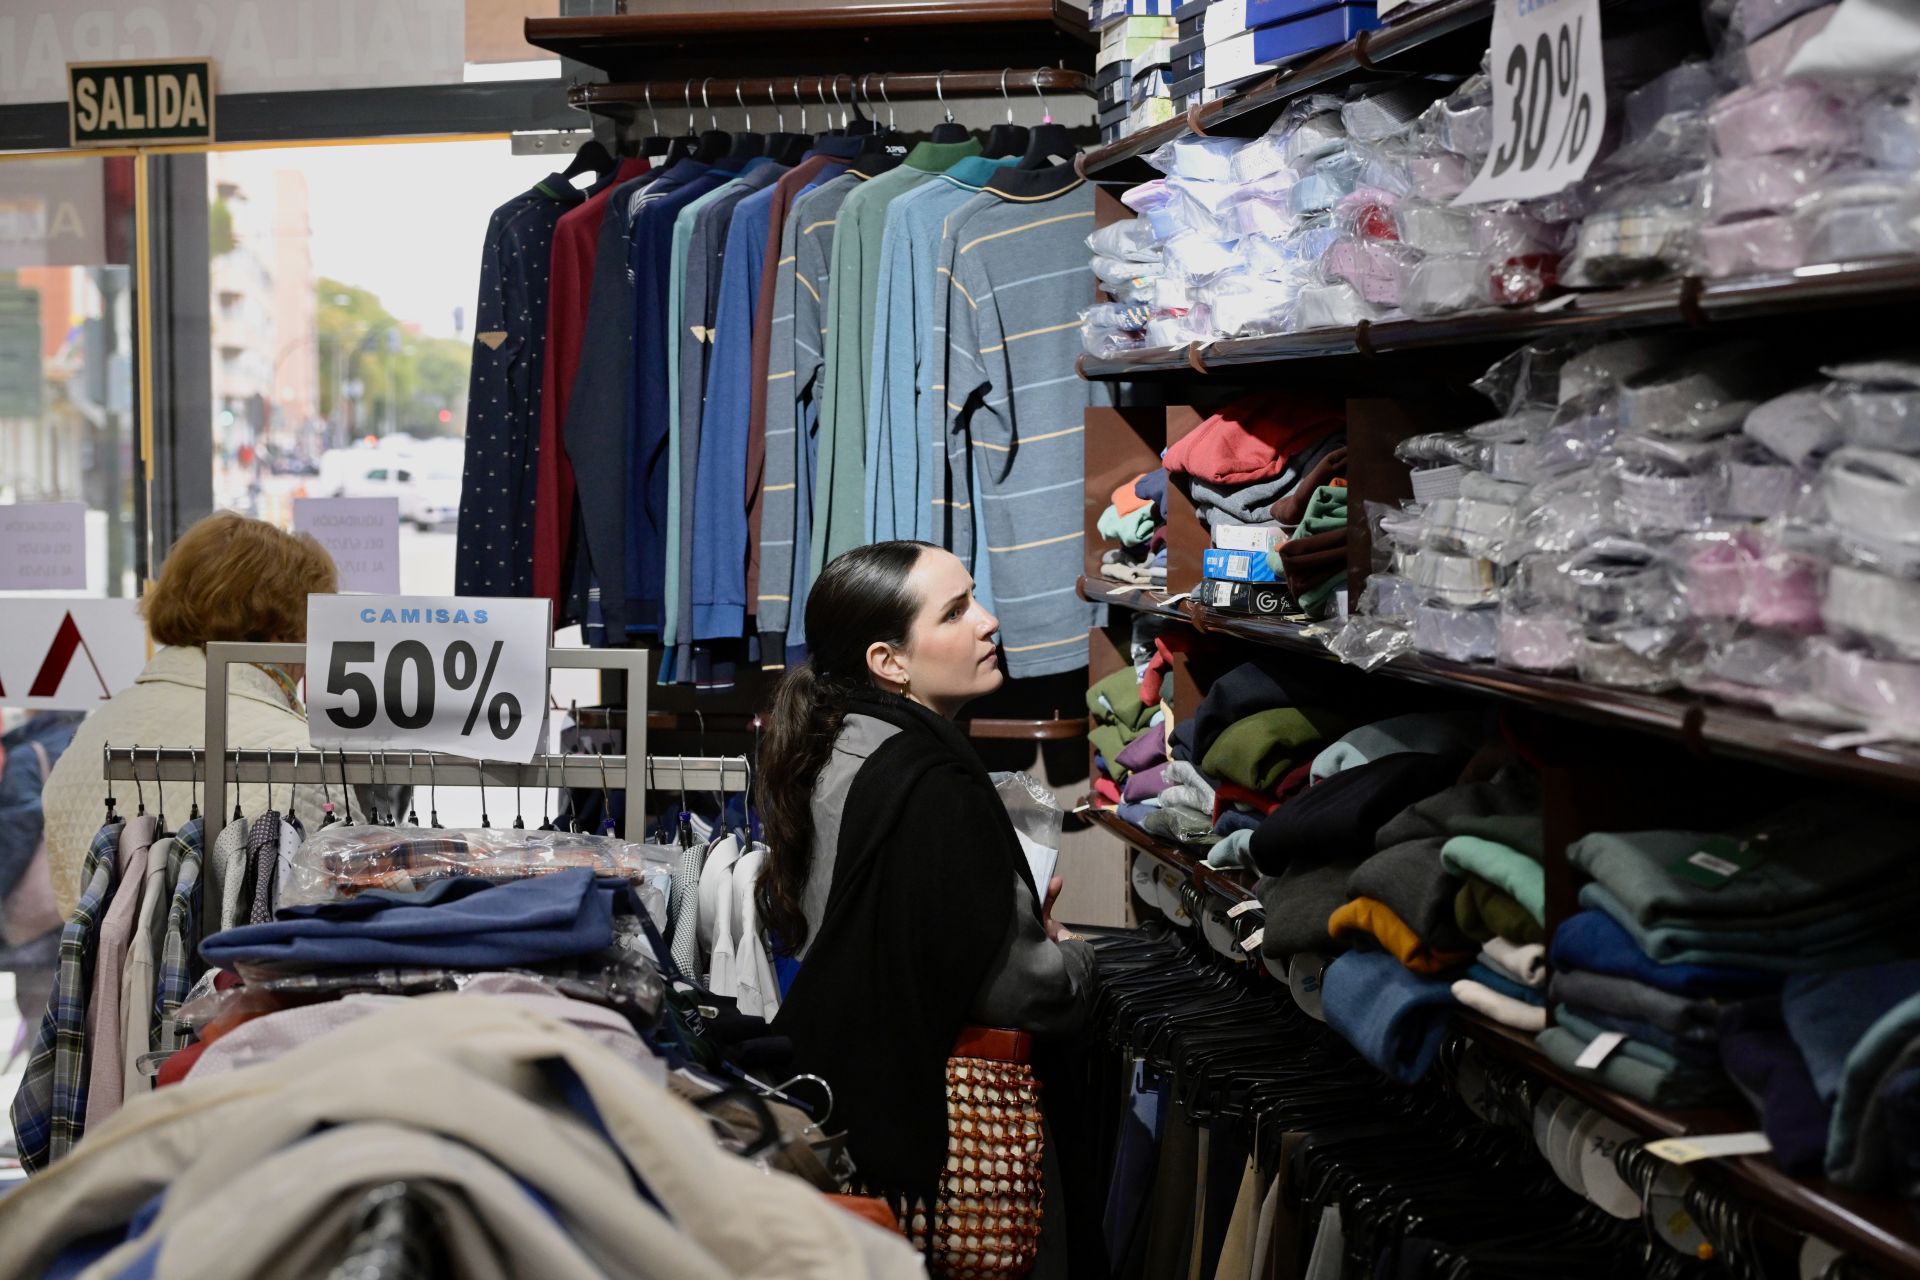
[
  {"left": 10, "top": 818, "right": 123, "bottom": 1171},
  {"left": 153, "top": 817, "right": 205, "bottom": 1053}
]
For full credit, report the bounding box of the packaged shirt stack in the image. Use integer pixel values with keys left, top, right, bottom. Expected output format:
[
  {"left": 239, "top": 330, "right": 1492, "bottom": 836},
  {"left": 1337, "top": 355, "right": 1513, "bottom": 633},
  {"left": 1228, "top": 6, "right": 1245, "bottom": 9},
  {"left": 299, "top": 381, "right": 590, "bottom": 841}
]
[
  {"left": 1206, "top": 0, "right": 1382, "bottom": 94},
  {"left": 1170, "top": 0, "right": 1211, "bottom": 112},
  {"left": 1095, "top": 11, "right": 1180, "bottom": 140}
]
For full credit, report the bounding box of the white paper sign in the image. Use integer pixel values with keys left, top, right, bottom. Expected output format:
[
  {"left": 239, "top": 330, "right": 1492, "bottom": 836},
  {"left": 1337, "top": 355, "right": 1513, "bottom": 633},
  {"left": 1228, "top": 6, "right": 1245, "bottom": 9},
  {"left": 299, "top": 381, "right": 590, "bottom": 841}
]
[
  {"left": 1572, "top": 1029, "right": 1626, "bottom": 1070},
  {"left": 1455, "top": 0, "right": 1606, "bottom": 206},
  {"left": 1643, "top": 1132, "right": 1774, "bottom": 1165},
  {"left": 306, "top": 594, "right": 550, "bottom": 762},
  {"left": 0, "top": 502, "right": 86, "bottom": 591},
  {"left": 294, "top": 497, "right": 400, "bottom": 594},
  {"left": 0, "top": 598, "right": 145, "bottom": 709}
]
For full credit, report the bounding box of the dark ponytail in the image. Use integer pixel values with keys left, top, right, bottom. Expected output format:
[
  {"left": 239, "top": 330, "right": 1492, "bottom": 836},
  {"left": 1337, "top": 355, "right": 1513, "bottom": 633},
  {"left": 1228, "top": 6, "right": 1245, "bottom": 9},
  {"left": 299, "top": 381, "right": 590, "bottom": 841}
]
[{"left": 758, "top": 540, "right": 936, "bottom": 954}]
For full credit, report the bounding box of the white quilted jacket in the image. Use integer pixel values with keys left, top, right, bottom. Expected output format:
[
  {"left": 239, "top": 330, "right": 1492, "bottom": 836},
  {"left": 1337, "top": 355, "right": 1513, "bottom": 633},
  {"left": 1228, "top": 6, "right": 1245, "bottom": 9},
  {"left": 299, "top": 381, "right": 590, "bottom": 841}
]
[{"left": 41, "top": 645, "right": 333, "bottom": 918}]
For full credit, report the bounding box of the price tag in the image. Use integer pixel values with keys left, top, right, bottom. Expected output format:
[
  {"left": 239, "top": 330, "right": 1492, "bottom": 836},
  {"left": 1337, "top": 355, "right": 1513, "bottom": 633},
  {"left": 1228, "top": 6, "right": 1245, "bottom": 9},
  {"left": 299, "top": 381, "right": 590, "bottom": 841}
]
[
  {"left": 0, "top": 502, "right": 87, "bottom": 591},
  {"left": 1227, "top": 899, "right": 1262, "bottom": 919},
  {"left": 1455, "top": 0, "right": 1606, "bottom": 206},
  {"left": 1572, "top": 1030, "right": 1626, "bottom": 1070},
  {"left": 1643, "top": 1132, "right": 1773, "bottom": 1165},
  {"left": 294, "top": 498, "right": 401, "bottom": 594},
  {"left": 306, "top": 594, "right": 550, "bottom": 762},
  {"left": 1240, "top": 928, "right": 1265, "bottom": 953}
]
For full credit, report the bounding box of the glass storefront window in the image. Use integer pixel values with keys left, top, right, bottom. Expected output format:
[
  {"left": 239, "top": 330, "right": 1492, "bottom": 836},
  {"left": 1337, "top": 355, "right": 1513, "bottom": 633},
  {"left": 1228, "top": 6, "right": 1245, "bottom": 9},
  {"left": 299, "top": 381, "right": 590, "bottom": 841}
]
[
  {"left": 205, "top": 141, "right": 569, "bottom": 597},
  {"left": 0, "top": 155, "right": 139, "bottom": 597}
]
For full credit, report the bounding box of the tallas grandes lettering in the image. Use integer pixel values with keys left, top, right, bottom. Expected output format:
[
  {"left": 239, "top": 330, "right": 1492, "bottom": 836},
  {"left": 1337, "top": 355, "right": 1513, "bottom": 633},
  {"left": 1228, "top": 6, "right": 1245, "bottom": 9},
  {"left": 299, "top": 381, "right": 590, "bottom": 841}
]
[{"left": 73, "top": 71, "right": 206, "bottom": 132}]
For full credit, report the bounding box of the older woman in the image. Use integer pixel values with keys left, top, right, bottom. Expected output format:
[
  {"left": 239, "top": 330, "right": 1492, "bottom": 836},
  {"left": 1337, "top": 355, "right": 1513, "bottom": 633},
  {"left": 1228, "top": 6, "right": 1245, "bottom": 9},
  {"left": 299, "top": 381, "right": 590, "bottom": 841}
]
[{"left": 40, "top": 512, "right": 340, "bottom": 918}]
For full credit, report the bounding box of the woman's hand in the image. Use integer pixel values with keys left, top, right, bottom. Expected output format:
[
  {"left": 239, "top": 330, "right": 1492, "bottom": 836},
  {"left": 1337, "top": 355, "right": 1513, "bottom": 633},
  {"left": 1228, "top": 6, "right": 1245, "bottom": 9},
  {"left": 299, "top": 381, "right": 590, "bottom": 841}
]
[{"left": 1042, "top": 875, "right": 1077, "bottom": 943}]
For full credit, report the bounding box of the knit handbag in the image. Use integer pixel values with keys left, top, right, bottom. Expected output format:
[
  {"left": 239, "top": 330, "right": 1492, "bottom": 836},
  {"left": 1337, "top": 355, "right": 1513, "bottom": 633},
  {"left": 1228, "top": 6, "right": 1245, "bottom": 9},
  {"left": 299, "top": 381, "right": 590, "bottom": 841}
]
[{"left": 909, "top": 1026, "right": 1047, "bottom": 1279}]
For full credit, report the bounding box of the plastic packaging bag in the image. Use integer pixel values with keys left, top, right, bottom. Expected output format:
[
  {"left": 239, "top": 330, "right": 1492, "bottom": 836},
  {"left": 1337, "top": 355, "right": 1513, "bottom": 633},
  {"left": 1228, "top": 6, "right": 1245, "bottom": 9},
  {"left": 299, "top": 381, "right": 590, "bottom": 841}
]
[
  {"left": 1413, "top": 604, "right": 1500, "bottom": 662},
  {"left": 278, "top": 824, "right": 674, "bottom": 909},
  {"left": 1708, "top": 81, "right": 1853, "bottom": 158},
  {"left": 994, "top": 771, "right": 1064, "bottom": 893}
]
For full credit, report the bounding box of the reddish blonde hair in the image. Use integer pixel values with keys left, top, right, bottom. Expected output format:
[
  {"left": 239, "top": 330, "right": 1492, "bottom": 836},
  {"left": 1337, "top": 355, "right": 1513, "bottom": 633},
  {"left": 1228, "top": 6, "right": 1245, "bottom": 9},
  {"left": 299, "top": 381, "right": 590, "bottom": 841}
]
[{"left": 142, "top": 512, "right": 338, "bottom": 647}]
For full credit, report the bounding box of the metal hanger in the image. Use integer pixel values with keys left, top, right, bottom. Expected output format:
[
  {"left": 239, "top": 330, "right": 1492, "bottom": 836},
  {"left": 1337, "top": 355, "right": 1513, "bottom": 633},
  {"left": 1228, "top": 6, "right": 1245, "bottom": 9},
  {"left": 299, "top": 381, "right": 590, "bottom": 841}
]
[
  {"left": 767, "top": 1072, "right": 836, "bottom": 1136},
  {"left": 540, "top": 747, "right": 556, "bottom": 831},
  {"left": 476, "top": 758, "right": 491, "bottom": 829},
  {"left": 427, "top": 751, "right": 441, "bottom": 828},
  {"left": 148, "top": 745, "right": 168, "bottom": 837},
  {"left": 363, "top": 751, "right": 383, "bottom": 825},
  {"left": 405, "top": 753, "right": 421, "bottom": 826},
  {"left": 188, "top": 747, "right": 201, "bottom": 824},
  {"left": 129, "top": 743, "right": 148, "bottom": 818},
  {"left": 931, "top": 71, "right": 970, "bottom": 144},
  {"left": 284, "top": 749, "right": 298, "bottom": 825},
  {"left": 596, "top": 746, "right": 616, "bottom": 836},
  {"left": 512, "top": 756, "right": 525, "bottom": 829},
  {"left": 318, "top": 748, "right": 339, "bottom": 828},
  {"left": 259, "top": 747, "right": 271, "bottom": 821},
  {"left": 702, "top": 77, "right": 716, "bottom": 132},
  {"left": 102, "top": 741, "right": 117, "bottom": 822},
  {"left": 878, "top": 75, "right": 896, "bottom": 133},
  {"left": 983, "top": 69, "right": 1030, "bottom": 159},
  {"left": 336, "top": 749, "right": 353, "bottom": 825}
]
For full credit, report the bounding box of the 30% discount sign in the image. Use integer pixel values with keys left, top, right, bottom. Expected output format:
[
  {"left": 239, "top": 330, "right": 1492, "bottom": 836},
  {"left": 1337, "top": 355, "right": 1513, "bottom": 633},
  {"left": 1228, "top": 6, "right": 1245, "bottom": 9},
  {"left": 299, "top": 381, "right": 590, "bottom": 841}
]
[
  {"left": 305, "top": 595, "right": 550, "bottom": 762},
  {"left": 1455, "top": 0, "right": 1605, "bottom": 206}
]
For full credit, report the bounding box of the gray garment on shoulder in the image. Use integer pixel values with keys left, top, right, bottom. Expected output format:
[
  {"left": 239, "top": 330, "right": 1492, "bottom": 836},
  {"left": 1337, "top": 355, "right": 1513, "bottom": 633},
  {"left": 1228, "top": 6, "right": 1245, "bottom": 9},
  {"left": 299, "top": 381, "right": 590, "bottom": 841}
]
[{"left": 801, "top": 713, "right": 1096, "bottom": 1036}]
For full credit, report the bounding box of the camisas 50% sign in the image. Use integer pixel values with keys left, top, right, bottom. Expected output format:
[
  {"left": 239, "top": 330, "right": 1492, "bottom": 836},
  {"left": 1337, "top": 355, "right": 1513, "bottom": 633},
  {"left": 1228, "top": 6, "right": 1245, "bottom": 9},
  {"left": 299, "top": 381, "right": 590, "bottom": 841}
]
[
  {"left": 1455, "top": 0, "right": 1604, "bottom": 206},
  {"left": 305, "top": 595, "right": 550, "bottom": 762}
]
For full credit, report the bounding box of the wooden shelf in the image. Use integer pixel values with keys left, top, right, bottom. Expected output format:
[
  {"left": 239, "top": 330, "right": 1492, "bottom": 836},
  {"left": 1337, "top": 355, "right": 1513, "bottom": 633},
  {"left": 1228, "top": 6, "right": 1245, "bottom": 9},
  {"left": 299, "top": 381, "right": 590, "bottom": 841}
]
[
  {"left": 1079, "top": 259, "right": 1920, "bottom": 382},
  {"left": 1082, "top": 803, "right": 1257, "bottom": 904},
  {"left": 1077, "top": 0, "right": 1494, "bottom": 181},
  {"left": 1459, "top": 1012, "right": 1920, "bottom": 1277},
  {"left": 525, "top": 2, "right": 1095, "bottom": 81},
  {"left": 1080, "top": 578, "right": 1920, "bottom": 795}
]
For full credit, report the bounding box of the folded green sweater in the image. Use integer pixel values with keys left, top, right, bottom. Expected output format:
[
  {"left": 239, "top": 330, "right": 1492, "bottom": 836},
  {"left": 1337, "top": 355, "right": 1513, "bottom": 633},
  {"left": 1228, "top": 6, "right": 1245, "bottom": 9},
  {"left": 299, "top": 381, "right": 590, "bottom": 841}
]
[
  {"left": 1086, "top": 666, "right": 1156, "bottom": 733},
  {"left": 1440, "top": 835, "right": 1545, "bottom": 925},
  {"left": 1201, "top": 707, "right": 1348, "bottom": 792}
]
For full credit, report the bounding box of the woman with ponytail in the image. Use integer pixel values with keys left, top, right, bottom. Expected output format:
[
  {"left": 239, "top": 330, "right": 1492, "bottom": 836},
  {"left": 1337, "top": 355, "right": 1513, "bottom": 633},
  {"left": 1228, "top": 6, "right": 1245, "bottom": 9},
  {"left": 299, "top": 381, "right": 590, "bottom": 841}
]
[{"left": 760, "top": 541, "right": 1096, "bottom": 1232}]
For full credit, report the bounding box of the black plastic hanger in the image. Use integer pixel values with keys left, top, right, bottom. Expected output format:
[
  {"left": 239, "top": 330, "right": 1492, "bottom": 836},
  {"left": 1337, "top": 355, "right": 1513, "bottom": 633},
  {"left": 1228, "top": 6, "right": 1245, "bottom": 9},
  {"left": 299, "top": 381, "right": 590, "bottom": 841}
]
[
  {"left": 102, "top": 741, "right": 118, "bottom": 824},
  {"left": 1018, "top": 79, "right": 1075, "bottom": 169},
  {"left": 983, "top": 70, "right": 1030, "bottom": 159},
  {"left": 765, "top": 80, "right": 809, "bottom": 166},
  {"left": 723, "top": 83, "right": 765, "bottom": 165},
  {"left": 842, "top": 74, "right": 876, "bottom": 138},
  {"left": 563, "top": 137, "right": 617, "bottom": 181},
  {"left": 930, "top": 71, "right": 970, "bottom": 144},
  {"left": 693, "top": 80, "right": 732, "bottom": 163}
]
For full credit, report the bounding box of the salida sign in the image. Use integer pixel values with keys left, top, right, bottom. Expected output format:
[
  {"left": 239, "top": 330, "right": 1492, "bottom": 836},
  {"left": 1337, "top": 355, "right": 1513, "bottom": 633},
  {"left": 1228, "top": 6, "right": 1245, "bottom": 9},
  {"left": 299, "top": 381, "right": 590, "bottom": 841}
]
[{"left": 68, "top": 58, "right": 213, "bottom": 147}]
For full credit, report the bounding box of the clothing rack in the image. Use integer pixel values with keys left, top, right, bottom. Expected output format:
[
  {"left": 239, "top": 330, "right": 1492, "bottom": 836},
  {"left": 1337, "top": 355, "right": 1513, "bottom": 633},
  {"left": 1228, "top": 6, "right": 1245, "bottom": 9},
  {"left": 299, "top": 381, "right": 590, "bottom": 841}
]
[
  {"left": 572, "top": 705, "right": 1090, "bottom": 743},
  {"left": 567, "top": 68, "right": 1094, "bottom": 115},
  {"left": 97, "top": 642, "right": 750, "bottom": 842}
]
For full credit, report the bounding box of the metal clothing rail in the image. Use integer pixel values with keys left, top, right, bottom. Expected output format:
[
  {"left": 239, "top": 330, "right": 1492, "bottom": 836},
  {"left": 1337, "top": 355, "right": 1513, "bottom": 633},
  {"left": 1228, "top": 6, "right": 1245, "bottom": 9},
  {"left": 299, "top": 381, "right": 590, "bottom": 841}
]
[
  {"left": 568, "top": 68, "right": 1093, "bottom": 115},
  {"left": 93, "top": 642, "right": 747, "bottom": 842}
]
